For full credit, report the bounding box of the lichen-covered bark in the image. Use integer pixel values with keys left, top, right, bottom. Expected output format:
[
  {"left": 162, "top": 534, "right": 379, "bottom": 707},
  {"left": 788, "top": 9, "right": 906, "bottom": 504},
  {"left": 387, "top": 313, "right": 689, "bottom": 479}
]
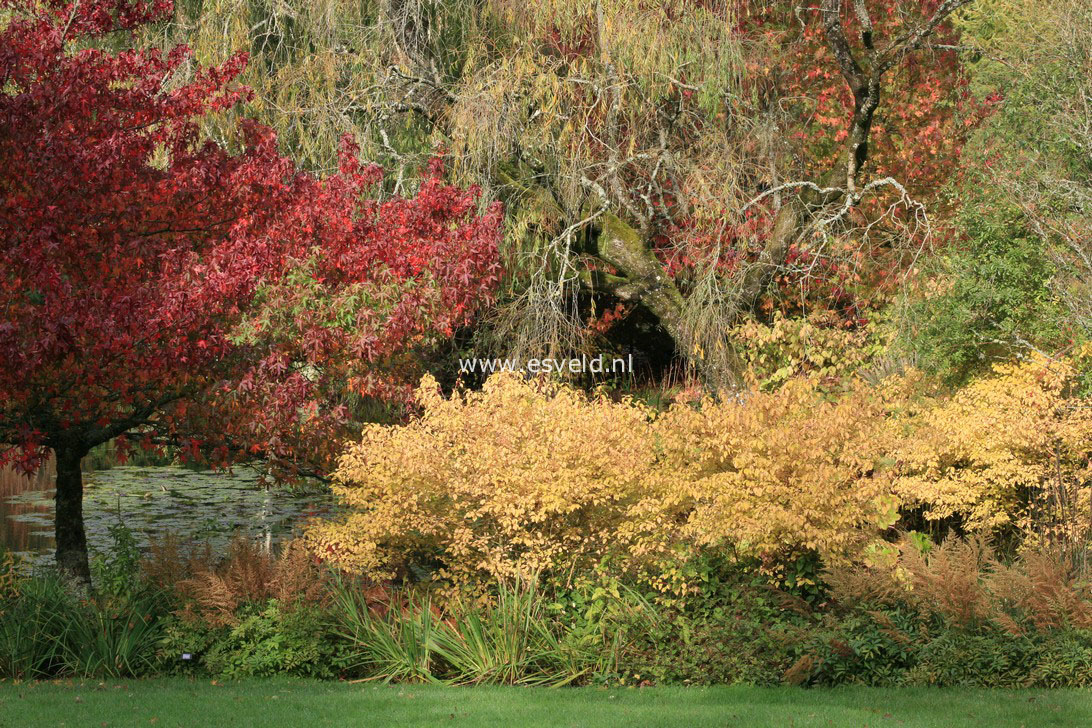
[
  {"left": 594, "top": 211, "right": 688, "bottom": 344},
  {"left": 590, "top": 205, "right": 804, "bottom": 367}
]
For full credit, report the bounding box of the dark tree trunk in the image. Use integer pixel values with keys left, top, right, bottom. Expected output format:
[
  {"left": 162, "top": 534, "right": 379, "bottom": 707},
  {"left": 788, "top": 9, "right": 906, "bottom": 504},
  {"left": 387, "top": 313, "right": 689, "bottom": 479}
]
[{"left": 54, "top": 444, "right": 91, "bottom": 585}]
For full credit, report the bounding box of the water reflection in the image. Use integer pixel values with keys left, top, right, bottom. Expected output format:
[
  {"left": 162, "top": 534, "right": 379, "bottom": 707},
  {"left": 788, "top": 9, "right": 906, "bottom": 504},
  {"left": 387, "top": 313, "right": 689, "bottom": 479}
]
[
  {"left": 1, "top": 457, "right": 335, "bottom": 566},
  {"left": 0, "top": 456, "right": 56, "bottom": 554}
]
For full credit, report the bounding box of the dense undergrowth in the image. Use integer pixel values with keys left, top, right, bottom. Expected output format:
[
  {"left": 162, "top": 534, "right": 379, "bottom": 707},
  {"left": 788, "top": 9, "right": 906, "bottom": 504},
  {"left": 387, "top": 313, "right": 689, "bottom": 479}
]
[
  {"left": 5, "top": 525, "right": 1092, "bottom": 688},
  {"left": 312, "top": 353, "right": 1092, "bottom": 592}
]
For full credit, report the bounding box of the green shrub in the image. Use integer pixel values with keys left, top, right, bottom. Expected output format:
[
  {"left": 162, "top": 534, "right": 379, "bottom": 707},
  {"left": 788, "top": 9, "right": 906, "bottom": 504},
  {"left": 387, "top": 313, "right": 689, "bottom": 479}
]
[
  {"left": 613, "top": 611, "right": 794, "bottom": 687},
  {"left": 797, "top": 611, "right": 920, "bottom": 687},
  {"left": 157, "top": 613, "right": 222, "bottom": 675},
  {"left": 90, "top": 521, "right": 146, "bottom": 601},
  {"left": 778, "top": 616, "right": 1092, "bottom": 689},
  {"left": 9, "top": 533, "right": 1092, "bottom": 687},
  {"left": 604, "top": 558, "right": 805, "bottom": 686},
  {"left": 905, "top": 188, "right": 1064, "bottom": 385},
  {"left": 1028, "top": 631, "right": 1092, "bottom": 688},
  {"left": 0, "top": 553, "right": 166, "bottom": 680},
  {"left": 905, "top": 629, "right": 1040, "bottom": 687},
  {"left": 0, "top": 572, "right": 81, "bottom": 678},
  {"left": 1, "top": 527, "right": 169, "bottom": 680},
  {"left": 58, "top": 523, "right": 171, "bottom": 678},
  {"left": 543, "top": 570, "right": 660, "bottom": 686},
  {"left": 63, "top": 593, "right": 164, "bottom": 677},
  {"left": 162, "top": 600, "right": 351, "bottom": 679}
]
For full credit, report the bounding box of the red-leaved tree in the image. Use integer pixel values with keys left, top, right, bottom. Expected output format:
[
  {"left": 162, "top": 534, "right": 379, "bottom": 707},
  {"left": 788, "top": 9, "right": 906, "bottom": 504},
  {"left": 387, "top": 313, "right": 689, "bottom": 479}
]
[{"left": 0, "top": 0, "right": 503, "bottom": 582}]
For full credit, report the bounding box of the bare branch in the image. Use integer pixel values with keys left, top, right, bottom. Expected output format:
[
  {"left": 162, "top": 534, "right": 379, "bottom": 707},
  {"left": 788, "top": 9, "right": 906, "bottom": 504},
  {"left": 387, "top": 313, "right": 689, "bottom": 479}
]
[{"left": 878, "top": 0, "right": 979, "bottom": 74}]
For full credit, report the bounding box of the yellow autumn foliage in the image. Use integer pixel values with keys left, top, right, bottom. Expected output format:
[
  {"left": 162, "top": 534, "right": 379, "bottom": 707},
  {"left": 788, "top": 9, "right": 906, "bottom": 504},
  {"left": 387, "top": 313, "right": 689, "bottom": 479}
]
[
  {"left": 307, "top": 374, "right": 663, "bottom": 586},
  {"left": 310, "top": 373, "right": 898, "bottom": 589},
  {"left": 730, "top": 312, "right": 891, "bottom": 391},
  {"left": 310, "top": 355, "right": 1092, "bottom": 590},
  {"left": 892, "top": 354, "right": 1092, "bottom": 545},
  {"left": 655, "top": 380, "right": 897, "bottom": 567}
]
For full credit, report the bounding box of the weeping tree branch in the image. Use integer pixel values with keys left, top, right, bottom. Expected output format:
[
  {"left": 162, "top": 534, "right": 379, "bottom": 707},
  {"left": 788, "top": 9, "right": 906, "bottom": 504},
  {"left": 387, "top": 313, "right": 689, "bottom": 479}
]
[{"left": 370, "top": 0, "right": 976, "bottom": 386}]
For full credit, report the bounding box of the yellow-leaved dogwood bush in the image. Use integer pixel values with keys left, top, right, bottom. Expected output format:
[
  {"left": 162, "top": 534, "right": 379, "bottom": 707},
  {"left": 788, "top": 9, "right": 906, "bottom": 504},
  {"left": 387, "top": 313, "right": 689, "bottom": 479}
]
[
  {"left": 307, "top": 373, "right": 899, "bottom": 589},
  {"left": 306, "top": 373, "right": 662, "bottom": 585},
  {"left": 892, "top": 353, "right": 1092, "bottom": 542},
  {"left": 655, "top": 379, "right": 898, "bottom": 567},
  {"left": 308, "top": 355, "right": 1092, "bottom": 589}
]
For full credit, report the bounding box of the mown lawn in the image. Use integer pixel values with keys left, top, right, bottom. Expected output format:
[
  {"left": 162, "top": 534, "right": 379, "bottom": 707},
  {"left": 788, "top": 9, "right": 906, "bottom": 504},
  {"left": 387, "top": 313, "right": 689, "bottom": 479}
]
[{"left": 1, "top": 679, "right": 1090, "bottom": 727}]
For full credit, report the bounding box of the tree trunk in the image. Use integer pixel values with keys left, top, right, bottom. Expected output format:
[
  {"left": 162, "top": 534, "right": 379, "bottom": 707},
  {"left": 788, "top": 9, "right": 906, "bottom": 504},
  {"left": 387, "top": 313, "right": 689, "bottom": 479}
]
[
  {"left": 594, "top": 211, "right": 688, "bottom": 333},
  {"left": 592, "top": 207, "right": 805, "bottom": 383},
  {"left": 54, "top": 445, "right": 91, "bottom": 585}
]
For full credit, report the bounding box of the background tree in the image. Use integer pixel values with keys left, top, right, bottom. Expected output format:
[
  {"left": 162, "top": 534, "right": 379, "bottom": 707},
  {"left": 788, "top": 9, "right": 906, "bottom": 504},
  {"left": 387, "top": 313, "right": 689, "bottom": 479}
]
[
  {"left": 904, "top": 0, "right": 1090, "bottom": 380},
  {"left": 147, "top": 0, "right": 981, "bottom": 387},
  {"left": 0, "top": 0, "right": 503, "bottom": 583}
]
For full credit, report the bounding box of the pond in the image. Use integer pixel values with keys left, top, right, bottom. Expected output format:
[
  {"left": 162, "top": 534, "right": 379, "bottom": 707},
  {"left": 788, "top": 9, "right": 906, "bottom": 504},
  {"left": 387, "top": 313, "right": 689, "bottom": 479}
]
[{"left": 1, "top": 460, "right": 336, "bottom": 568}]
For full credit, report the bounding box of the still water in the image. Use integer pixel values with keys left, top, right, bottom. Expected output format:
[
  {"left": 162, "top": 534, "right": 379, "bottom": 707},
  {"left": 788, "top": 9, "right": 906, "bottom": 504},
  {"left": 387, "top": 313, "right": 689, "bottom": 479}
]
[{"left": 1, "top": 460, "right": 335, "bottom": 567}]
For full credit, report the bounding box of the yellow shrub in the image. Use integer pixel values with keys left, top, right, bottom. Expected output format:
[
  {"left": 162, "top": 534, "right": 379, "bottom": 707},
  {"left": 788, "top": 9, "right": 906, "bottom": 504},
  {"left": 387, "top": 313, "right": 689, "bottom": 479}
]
[
  {"left": 307, "top": 374, "right": 664, "bottom": 586},
  {"left": 310, "top": 373, "right": 899, "bottom": 589},
  {"left": 656, "top": 380, "right": 897, "bottom": 569},
  {"left": 730, "top": 312, "right": 890, "bottom": 390},
  {"left": 892, "top": 354, "right": 1092, "bottom": 543},
  {"left": 312, "top": 356, "right": 1092, "bottom": 589}
]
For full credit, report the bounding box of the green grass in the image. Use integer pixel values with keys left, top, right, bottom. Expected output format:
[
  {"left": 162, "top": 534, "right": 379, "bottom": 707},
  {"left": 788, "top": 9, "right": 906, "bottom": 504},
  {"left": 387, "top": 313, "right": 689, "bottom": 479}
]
[{"left": 1, "top": 680, "right": 1090, "bottom": 727}]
